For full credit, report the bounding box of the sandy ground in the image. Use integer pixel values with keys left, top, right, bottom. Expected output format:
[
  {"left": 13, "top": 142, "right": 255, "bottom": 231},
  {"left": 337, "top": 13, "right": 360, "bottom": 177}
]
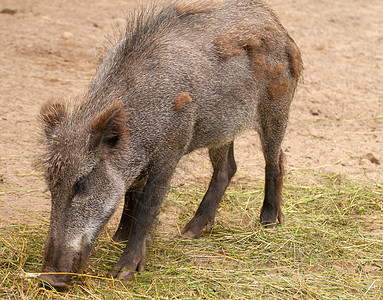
[{"left": 0, "top": 0, "right": 382, "bottom": 225}]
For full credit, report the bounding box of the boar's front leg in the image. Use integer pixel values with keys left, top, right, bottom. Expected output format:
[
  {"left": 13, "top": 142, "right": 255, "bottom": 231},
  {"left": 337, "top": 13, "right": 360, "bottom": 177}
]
[
  {"left": 182, "top": 141, "right": 237, "bottom": 238},
  {"left": 113, "top": 172, "right": 148, "bottom": 243},
  {"left": 111, "top": 159, "right": 179, "bottom": 279}
]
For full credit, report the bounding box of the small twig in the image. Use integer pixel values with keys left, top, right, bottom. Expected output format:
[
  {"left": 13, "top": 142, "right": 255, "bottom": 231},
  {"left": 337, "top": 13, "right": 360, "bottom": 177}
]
[
  {"left": 290, "top": 158, "right": 346, "bottom": 171},
  {"left": 13, "top": 171, "right": 42, "bottom": 177},
  {"left": 344, "top": 131, "right": 383, "bottom": 135},
  {"left": 340, "top": 114, "right": 383, "bottom": 123},
  {"left": 0, "top": 199, "right": 49, "bottom": 224},
  {"left": 22, "top": 270, "right": 117, "bottom": 282},
  {"left": 154, "top": 244, "right": 245, "bottom": 263},
  {"left": 365, "top": 280, "right": 376, "bottom": 295}
]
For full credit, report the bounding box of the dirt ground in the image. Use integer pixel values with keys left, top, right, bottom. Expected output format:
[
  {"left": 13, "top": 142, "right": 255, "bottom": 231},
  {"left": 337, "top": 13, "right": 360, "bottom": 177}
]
[{"left": 0, "top": 0, "right": 382, "bottom": 225}]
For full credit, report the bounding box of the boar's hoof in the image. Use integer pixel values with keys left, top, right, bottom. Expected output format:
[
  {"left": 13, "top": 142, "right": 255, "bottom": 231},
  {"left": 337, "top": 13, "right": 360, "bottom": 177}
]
[
  {"left": 261, "top": 221, "right": 277, "bottom": 229},
  {"left": 181, "top": 216, "right": 215, "bottom": 238},
  {"left": 111, "top": 251, "right": 146, "bottom": 280},
  {"left": 181, "top": 228, "right": 201, "bottom": 239},
  {"left": 39, "top": 273, "right": 70, "bottom": 291},
  {"left": 113, "top": 269, "right": 135, "bottom": 280},
  {"left": 260, "top": 207, "right": 283, "bottom": 228},
  {"left": 111, "top": 261, "right": 145, "bottom": 280}
]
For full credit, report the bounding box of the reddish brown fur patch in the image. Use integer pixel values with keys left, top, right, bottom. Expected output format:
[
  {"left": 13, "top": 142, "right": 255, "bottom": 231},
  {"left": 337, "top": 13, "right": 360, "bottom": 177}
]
[
  {"left": 214, "top": 23, "right": 282, "bottom": 83},
  {"left": 214, "top": 34, "right": 246, "bottom": 60},
  {"left": 214, "top": 24, "right": 261, "bottom": 60},
  {"left": 250, "top": 52, "right": 268, "bottom": 79},
  {"left": 174, "top": 92, "right": 192, "bottom": 110},
  {"left": 264, "top": 24, "right": 283, "bottom": 37},
  {"left": 285, "top": 38, "right": 303, "bottom": 81},
  {"left": 267, "top": 63, "right": 291, "bottom": 100},
  {"left": 39, "top": 99, "right": 67, "bottom": 130},
  {"left": 214, "top": 23, "right": 296, "bottom": 100},
  {"left": 214, "top": 23, "right": 282, "bottom": 61},
  {"left": 173, "top": 0, "right": 223, "bottom": 16}
]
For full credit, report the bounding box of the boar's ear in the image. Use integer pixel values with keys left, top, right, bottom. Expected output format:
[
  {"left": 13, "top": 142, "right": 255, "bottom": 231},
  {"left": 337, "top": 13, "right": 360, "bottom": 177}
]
[
  {"left": 90, "top": 101, "right": 129, "bottom": 150},
  {"left": 39, "top": 99, "right": 67, "bottom": 135}
]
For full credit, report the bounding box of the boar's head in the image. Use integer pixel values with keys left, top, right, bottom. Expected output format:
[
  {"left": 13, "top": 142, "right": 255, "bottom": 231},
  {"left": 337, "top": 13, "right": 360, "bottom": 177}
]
[{"left": 37, "top": 99, "right": 131, "bottom": 288}]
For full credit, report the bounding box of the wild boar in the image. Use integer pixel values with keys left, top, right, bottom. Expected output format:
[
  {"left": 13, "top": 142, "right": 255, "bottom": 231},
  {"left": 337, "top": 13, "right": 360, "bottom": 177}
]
[{"left": 38, "top": 0, "right": 302, "bottom": 288}]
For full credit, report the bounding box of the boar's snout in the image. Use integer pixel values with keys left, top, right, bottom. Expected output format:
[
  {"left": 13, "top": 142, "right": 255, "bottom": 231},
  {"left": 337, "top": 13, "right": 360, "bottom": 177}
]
[
  {"left": 40, "top": 232, "right": 92, "bottom": 289},
  {"left": 39, "top": 250, "right": 82, "bottom": 289}
]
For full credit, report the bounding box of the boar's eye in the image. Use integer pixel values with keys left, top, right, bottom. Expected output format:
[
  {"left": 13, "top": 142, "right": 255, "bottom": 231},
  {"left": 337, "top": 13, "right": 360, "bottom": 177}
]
[{"left": 72, "top": 177, "right": 87, "bottom": 196}]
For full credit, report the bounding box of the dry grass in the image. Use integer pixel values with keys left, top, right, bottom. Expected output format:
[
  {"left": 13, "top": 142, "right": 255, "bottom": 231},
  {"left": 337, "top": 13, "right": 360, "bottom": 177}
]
[{"left": 1, "top": 171, "right": 382, "bottom": 299}]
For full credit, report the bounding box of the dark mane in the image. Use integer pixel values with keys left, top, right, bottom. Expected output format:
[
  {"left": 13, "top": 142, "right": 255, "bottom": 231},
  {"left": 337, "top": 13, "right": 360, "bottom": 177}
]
[{"left": 120, "top": 4, "right": 179, "bottom": 58}]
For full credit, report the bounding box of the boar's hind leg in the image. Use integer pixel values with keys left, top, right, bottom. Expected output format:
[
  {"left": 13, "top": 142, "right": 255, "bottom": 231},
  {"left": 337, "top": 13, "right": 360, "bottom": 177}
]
[
  {"left": 260, "top": 148, "right": 284, "bottom": 228},
  {"left": 182, "top": 141, "right": 237, "bottom": 238},
  {"left": 113, "top": 172, "right": 148, "bottom": 243},
  {"left": 259, "top": 101, "right": 289, "bottom": 228},
  {"left": 111, "top": 158, "right": 179, "bottom": 280}
]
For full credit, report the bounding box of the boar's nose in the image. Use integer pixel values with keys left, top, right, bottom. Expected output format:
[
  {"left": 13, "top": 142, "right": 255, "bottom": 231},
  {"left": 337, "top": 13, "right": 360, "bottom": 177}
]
[
  {"left": 39, "top": 273, "right": 71, "bottom": 290},
  {"left": 39, "top": 251, "right": 81, "bottom": 290},
  {"left": 40, "top": 239, "right": 87, "bottom": 289}
]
